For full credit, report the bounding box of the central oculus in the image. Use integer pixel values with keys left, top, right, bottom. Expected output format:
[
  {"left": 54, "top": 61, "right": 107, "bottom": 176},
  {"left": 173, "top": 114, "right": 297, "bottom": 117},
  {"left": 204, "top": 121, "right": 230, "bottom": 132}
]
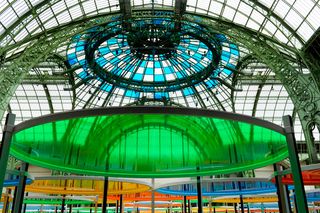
[{"left": 84, "top": 19, "right": 220, "bottom": 92}]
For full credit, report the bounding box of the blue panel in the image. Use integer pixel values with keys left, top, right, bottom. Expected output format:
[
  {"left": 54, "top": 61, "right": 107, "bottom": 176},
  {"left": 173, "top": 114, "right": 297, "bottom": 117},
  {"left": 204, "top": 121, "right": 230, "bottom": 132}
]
[
  {"left": 79, "top": 60, "right": 86, "bottom": 66},
  {"left": 154, "top": 75, "right": 165, "bottom": 82},
  {"left": 164, "top": 67, "right": 173, "bottom": 74},
  {"left": 223, "top": 68, "right": 232, "bottom": 75},
  {"left": 100, "top": 84, "right": 112, "bottom": 92},
  {"left": 176, "top": 72, "right": 184, "bottom": 79},
  {"left": 183, "top": 88, "right": 194, "bottom": 96},
  {"left": 145, "top": 68, "right": 153, "bottom": 75},
  {"left": 133, "top": 74, "right": 143, "bottom": 81},
  {"left": 154, "top": 62, "right": 161, "bottom": 68},
  {"left": 231, "top": 48, "right": 239, "bottom": 56},
  {"left": 221, "top": 55, "right": 230, "bottom": 62},
  {"left": 76, "top": 45, "right": 84, "bottom": 51},
  {"left": 68, "top": 53, "right": 77, "bottom": 60},
  {"left": 205, "top": 80, "right": 217, "bottom": 88},
  {"left": 125, "top": 90, "right": 139, "bottom": 98},
  {"left": 78, "top": 71, "right": 88, "bottom": 78},
  {"left": 68, "top": 59, "right": 78, "bottom": 66}
]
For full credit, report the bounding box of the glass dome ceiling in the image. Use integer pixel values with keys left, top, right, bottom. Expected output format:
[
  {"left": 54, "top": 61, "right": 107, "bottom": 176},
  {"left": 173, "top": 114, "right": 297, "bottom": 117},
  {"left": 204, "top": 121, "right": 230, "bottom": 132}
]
[{"left": 67, "top": 18, "right": 238, "bottom": 103}]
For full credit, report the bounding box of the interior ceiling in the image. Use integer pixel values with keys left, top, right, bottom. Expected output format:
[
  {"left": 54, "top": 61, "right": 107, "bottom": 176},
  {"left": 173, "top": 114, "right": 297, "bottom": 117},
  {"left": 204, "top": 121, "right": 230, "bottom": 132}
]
[{"left": 0, "top": 0, "right": 319, "bottom": 145}]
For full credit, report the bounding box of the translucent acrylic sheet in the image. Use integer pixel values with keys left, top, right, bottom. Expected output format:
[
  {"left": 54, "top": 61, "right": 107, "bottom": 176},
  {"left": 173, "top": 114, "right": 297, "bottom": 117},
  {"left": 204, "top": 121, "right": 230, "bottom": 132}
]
[
  {"left": 11, "top": 111, "right": 288, "bottom": 177},
  {"left": 25, "top": 179, "right": 150, "bottom": 195}
]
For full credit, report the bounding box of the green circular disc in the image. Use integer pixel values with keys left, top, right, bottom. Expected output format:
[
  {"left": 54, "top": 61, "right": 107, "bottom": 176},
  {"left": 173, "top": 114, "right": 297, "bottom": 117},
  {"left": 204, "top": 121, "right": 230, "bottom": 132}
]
[{"left": 10, "top": 107, "right": 288, "bottom": 177}]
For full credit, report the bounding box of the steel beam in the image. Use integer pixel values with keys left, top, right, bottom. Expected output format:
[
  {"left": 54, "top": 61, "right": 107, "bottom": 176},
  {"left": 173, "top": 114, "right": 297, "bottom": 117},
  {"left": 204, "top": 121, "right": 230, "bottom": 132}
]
[
  {"left": 283, "top": 115, "right": 308, "bottom": 213},
  {"left": 0, "top": 113, "right": 15, "bottom": 193},
  {"left": 273, "top": 163, "right": 291, "bottom": 213},
  {"left": 102, "top": 177, "right": 109, "bottom": 213},
  {"left": 12, "top": 162, "right": 29, "bottom": 213},
  {"left": 197, "top": 176, "right": 203, "bottom": 213}
]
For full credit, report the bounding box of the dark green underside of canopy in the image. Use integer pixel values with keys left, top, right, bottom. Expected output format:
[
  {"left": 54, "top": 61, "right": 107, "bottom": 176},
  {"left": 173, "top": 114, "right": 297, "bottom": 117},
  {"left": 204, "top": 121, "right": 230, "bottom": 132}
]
[{"left": 10, "top": 113, "right": 288, "bottom": 177}]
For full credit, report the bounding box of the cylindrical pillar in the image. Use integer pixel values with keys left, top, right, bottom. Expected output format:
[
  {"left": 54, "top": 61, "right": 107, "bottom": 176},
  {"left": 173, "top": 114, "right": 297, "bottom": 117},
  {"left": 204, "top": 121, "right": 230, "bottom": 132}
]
[
  {"left": 183, "top": 195, "right": 187, "bottom": 213},
  {"left": 61, "top": 196, "right": 66, "bottom": 213},
  {"left": 283, "top": 115, "right": 308, "bottom": 213},
  {"left": 116, "top": 199, "right": 119, "bottom": 213},
  {"left": 188, "top": 199, "right": 191, "bottom": 213},
  {"left": 273, "top": 163, "right": 291, "bottom": 213},
  {"left": 0, "top": 113, "right": 16, "bottom": 193},
  {"left": 151, "top": 178, "right": 155, "bottom": 213},
  {"left": 119, "top": 194, "right": 123, "bottom": 213},
  {"left": 94, "top": 196, "right": 98, "bottom": 213},
  {"left": 2, "top": 188, "right": 11, "bottom": 213},
  {"left": 238, "top": 182, "right": 244, "bottom": 213},
  {"left": 12, "top": 162, "right": 29, "bottom": 213},
  {"left": 68, "top": 204, "right": 72, "bottom": 213},
  {"left": 102, "top": 177, "right": 109, "bottom": 213},
  {"left": 197, "top": 176, "right": 203, "bottom": 213}
]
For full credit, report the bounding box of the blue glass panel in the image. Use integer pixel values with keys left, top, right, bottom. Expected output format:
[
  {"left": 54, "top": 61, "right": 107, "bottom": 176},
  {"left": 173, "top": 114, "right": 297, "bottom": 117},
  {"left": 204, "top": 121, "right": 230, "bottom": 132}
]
[
  {"left": 154, "top": 75, "right": 165, "bottom": 82},
  {"left": 79, "top": 60, "right": 87, "bottom": 66},
  {"left": 176, "top": 72, "right": 184, "bottom": 79},
  {"left": 77, "top": 41, "right": 85, "bottom": 46},
  {"left": 163, "top": 67, "right": 173, "bottom": 74},
  {"left": 133, "top": 74, "right": 143, "bottom": 81},
  {"left": 100, "top": 84, "right": 112, "bottom": 92},
  {"left": 125, "top": 90, "right": 139, "bottom": 98},
  {"left": 76, "top": 45, "right": 84, "bottom": 51},
  {"left": 223, "top": 68, "right": 232, "bottom": 75},
  {"left": 221, "top": 55, "right": 229, "bottom": 62},
  {"left": 183, "top": 88, "right": 194, "bottom": 96},
  {"left": 205, "top": 80, "right": 217, "bottom": 88},
  {"left": 78, "top": 71, "right": 87, "bottom": 78},
  {"left": 68, "top": 53, "right": 77, "bottom": 60},
  {"left": 68, "top": 59, "right": 77, "bottom": 66},
  {"left": 154, "top": 62, "right": 161, "bottom": 68},
  {"left": 145, "top": 68, "right": 153, "bottom": 75},
  {"left": 230, "top": 48, "right": 239, "bottom": 56}
]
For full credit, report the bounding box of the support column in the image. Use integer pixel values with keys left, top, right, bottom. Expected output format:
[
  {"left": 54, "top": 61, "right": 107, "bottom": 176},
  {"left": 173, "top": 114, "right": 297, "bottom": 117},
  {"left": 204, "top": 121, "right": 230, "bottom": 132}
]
[
  {"left": 116, "top": 199, "right": 119, "bottom": 213},
  {"left": 238, "top": 182, "right": 244, "bottom": 213},
  {"left": 273, "top": 163, "right": 291, "bottom": 213},
  {"left": 234, "top": 204, "right": 237, "bottom": 213},
  {"left": 94, "top": 196, "right": 98, "bottom": 213},
  {"left": 102, "top": 177, "right": 109, "bottom": 213},
  {"left": 188, "top": 199, "right": 191, "bottom": 213},
  {"left": 2, "top": 188, "right": 11, "bottom": 213},
  {"left": 183, "top": 195, "right": 187, "bottom": 213},
  {"left": 197, "top": 176, "right": 203, "bottom": 213},
  {"left": 283, "top": 115, "right": 308, "bottom": 213},
  {"left": 12, "top": 162, "right": 29, "bottom": 213},
  {"left": 151, "top": 178, "right": 155, "bottom": 213},
  {"left": 0, "top": 113, "right": 15, "bottom": 193},
  {"left": 22, "top": 192, "right": 28, "bottom": 213},
  {"left": 68, "top": 204, "right": 72, "bottom": 213},
  {"left": 61, "top": 196, "right": 66, "bottom": 213},
  {"left": 119, "top": 194, "right": 123, "bottom": 213}
]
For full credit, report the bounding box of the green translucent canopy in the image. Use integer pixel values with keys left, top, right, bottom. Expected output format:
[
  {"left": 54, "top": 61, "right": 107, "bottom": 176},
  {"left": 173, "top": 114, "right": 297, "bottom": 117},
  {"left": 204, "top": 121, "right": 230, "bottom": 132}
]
[{"left": 10, "top": 107, "right": 288, "bottom": 177}]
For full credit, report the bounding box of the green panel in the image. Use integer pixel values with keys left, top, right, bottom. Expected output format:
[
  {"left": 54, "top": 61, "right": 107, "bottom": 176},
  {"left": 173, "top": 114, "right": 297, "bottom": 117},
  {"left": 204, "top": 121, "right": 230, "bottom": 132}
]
[{"left": 10, "top": 114, "right": 288, "bottom": 177}]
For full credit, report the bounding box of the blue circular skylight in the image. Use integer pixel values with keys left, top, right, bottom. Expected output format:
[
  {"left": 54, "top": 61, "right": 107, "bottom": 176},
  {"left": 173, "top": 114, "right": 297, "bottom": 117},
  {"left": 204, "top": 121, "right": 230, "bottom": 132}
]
[{"left": 67, "top": 18, "right": 239, "bottom": 105}]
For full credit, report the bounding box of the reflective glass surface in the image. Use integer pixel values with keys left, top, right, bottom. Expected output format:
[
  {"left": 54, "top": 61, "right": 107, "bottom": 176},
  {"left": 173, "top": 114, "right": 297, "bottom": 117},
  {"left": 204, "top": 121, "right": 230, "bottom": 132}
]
[{"left": 11, "top": 111, "right": 288, "bottom": 177}]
